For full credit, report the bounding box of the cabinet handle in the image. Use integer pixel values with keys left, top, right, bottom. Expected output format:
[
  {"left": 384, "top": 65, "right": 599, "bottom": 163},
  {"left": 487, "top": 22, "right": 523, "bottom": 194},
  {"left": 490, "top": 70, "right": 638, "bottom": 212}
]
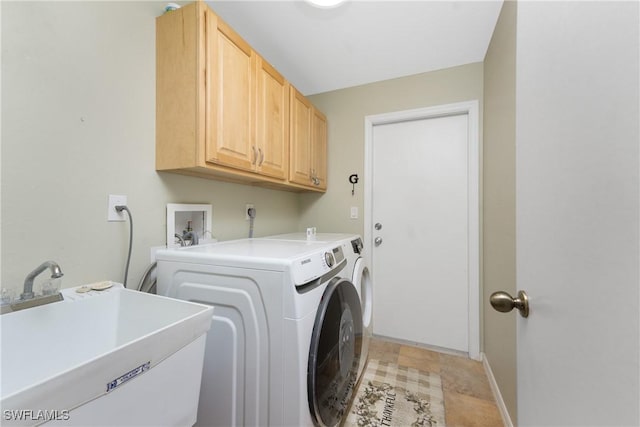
[
  {"left": 258, "top": 148, "right": 264, "bottom": 166},
  {"left": 310, "top": 169, "right": 320, "bottom": 186},
  {"left": 252, "top": 146, "right": 258, "bottom": 165}
]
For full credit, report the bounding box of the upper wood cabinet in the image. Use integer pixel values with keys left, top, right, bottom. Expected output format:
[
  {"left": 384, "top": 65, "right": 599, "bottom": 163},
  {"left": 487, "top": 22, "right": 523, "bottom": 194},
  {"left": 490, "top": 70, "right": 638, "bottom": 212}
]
[
  {"left": 156, "top": 2, "right": 323, "bottom": 191},
  {"left": 205, "top": 15, "right": 256, "bottom": 171},
  {"left": 255, "top": 58, "right": 289, "bottom": 180},
  {"left": 311, "top": 108, "right": 327, "bottom": 190},
  {"left": 289, "top": 88, "right": 312, "bottom": 186},
  {"left": 289, "top": 87, "right": 327, "bottom": 190}
]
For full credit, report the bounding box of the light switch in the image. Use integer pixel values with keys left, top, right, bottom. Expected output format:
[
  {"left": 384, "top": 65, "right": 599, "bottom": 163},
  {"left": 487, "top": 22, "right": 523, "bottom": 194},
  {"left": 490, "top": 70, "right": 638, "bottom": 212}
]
[{"left": 350, "top": 207, "right": 358, "bottom": 219}]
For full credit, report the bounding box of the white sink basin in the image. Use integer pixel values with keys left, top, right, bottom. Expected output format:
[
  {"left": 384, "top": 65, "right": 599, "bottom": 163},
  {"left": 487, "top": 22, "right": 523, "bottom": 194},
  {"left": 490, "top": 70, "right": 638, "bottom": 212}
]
[{"left": 1, "top": 284, "right": 213, "bottom": 426}]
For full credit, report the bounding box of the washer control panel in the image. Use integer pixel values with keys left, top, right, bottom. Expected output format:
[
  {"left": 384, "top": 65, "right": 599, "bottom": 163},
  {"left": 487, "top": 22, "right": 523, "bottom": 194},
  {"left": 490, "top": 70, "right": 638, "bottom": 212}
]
[
  {"left": 293, "top": 245, "right": 345, "bottom": 286},
  {"left": 324, "top": 252, "right": 335, "bottom": 268},
  {"left": 326, "top": 245, "right": 345, "bottom": 268}
]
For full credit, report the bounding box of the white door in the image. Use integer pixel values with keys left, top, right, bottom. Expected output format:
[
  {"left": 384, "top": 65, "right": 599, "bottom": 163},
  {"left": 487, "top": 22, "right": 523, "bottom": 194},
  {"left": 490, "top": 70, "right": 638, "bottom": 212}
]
[
  {"left": 514, "top": 2, "right": 639, "bottom": 425},
  {"left": 365, "top": 102, "right": 479, "bottom": 358}
]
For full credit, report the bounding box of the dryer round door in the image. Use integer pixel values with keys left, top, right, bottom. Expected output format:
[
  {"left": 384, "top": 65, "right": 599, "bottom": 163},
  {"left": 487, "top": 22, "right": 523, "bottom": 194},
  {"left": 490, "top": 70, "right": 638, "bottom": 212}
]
[
  {"left": 307, "top": 277, "right": 363, "bottom": 427},
  {"left": 353, "top": 258, "right": 373, "bottom": 330}
]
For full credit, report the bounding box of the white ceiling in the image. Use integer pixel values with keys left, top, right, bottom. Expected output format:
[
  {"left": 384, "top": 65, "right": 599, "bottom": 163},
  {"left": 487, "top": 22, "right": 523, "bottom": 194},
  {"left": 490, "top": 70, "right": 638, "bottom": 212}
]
[{"left": 207, "top": 0, "right": 504, "bottom": 95}]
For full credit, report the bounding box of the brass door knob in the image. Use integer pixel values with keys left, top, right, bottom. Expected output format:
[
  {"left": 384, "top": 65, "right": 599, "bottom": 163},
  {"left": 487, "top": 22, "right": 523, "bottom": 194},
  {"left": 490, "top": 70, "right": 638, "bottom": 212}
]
[{"left": 490, "top": 290, "right": 529, "bottom": 318}]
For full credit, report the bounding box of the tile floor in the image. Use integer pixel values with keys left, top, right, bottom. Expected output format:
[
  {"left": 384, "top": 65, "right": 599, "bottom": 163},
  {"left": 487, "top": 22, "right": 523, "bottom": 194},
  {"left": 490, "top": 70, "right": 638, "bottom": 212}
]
[{"left": 366, "top": 337, "right": 504, "bottom": 427}]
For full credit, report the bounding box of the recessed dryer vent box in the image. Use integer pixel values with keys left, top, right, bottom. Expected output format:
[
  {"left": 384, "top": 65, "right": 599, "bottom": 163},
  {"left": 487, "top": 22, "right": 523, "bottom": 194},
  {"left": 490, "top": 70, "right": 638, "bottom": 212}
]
[{"left": 167, "top": 203, "right": 213, "bottom": 248}]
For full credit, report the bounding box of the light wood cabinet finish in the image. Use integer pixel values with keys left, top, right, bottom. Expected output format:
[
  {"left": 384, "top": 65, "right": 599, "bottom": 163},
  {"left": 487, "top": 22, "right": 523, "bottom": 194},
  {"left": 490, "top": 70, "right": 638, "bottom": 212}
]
[
  {"left": 156, "top": 2, "right": 203, "bottom": 171},
  {"left": 289, "top": 88, "right": 313, "bottom": 186},
  {"left": 289, "top": 87, "right": 327, "bottom": 190},
  {"left": 256, "top": 58, "right": 289, "bottom": 180},
  {"left": 311, "top": 108, "right": 327, "bottom": 190},
  {"left": 206, "top": 16, "right": 256, "bottom": 171},
  {"left": 156, "top": 2, "right": 323, "bottom": 191}
]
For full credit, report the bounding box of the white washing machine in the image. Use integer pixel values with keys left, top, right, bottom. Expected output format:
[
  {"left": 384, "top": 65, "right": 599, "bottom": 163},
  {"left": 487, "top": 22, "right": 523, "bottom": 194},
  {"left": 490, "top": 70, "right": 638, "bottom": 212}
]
[
  {"left": 155, "top": 238, "right": 363, "bottom": 427},
  {"left": 264, "top": 233, "right": 373, "bottom": 379}
]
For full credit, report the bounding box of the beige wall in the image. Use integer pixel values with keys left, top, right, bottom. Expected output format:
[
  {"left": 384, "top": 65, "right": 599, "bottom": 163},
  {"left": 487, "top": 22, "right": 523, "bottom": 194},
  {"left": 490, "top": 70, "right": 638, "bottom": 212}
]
[
  {"left": 482, "top": 0, "right": 517, "bottom": 422},
  {"left": 2, "top": 2, "right": 485, "bottom": 300},
  {"left": 304, "top": 63, "right": 484, "bottom": 235},
  {"left": 1, "top": 1, "right": 300, "bottom": 294}
]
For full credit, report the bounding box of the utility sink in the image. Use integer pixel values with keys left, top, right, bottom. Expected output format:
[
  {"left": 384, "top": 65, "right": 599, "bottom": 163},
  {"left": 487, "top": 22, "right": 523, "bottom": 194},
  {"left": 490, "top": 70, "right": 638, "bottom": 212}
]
[{"left": 1, "top": 284, "right": 213, "bottom": 426}]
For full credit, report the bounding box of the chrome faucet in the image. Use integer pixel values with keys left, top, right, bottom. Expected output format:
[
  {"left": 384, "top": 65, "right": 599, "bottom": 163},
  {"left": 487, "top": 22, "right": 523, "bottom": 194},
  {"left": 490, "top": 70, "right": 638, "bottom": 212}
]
[
  {"left": 182, "top": 230, "right": 199, "bottom": 246},
  {"left": 180, "top": 221, "right": 199, "bottom": 246},
  {"left": 22, "top": 261, "right": 64, "bottom": 300},
  {"left": 0, "top": 261, "right": 65, "bottom": 314}
]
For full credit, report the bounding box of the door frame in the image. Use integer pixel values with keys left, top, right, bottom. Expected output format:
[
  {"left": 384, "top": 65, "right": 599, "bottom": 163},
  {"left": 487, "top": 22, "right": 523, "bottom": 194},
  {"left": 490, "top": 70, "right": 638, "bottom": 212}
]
[{"left": 363, "top": 100, "right": 480, "bottom": 360}]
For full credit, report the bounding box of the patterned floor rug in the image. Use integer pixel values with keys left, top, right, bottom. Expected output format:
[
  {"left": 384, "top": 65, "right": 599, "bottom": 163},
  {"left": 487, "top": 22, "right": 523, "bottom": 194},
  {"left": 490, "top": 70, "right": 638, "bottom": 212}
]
[{"left": 343, "top": 359, "right": 446, "bottom": 427}]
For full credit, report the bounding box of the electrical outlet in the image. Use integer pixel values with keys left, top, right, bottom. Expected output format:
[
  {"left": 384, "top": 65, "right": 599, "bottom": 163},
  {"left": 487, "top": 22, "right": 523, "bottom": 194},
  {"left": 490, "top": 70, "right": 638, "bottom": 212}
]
[
  {"left": 108, "top": 195, "right": 127, "bottom": 221},
  {"left": 245, "top": 204, "right": 254, "bottom": 220}
]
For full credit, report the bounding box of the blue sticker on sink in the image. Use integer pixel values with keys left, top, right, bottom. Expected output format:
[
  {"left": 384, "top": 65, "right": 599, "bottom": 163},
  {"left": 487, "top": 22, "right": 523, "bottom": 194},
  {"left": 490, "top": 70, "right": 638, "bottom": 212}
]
[{"left": 106, "top": 361, "right": 151, "bottom": 392}]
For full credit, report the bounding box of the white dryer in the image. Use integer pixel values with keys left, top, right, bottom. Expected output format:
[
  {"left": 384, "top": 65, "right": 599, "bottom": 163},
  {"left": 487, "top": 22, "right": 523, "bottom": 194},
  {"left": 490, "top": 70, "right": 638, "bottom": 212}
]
[
  {"left": 342, "top": 236, "right": 373, "bottom": 378},
  {"left": 264, "top": 233, "right": 373, "bottom": 379},
  {"left": 156, "top": 238, "right": 363, "bottom": 427}
]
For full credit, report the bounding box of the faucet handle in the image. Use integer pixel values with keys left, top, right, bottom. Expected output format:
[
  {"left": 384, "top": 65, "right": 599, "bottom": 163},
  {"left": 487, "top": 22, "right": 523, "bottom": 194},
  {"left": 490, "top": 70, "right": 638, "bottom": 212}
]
[
  {"left": 42, "top": 278, "right": 61, "bottom": 296},
  {"left": 1, "top": 288, "right": 16, "bottom": 304}
]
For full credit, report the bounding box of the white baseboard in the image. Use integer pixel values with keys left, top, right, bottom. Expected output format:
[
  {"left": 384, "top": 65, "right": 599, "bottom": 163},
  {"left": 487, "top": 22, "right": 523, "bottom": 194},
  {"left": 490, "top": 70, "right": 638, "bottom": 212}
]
[
  {"left": 481, "top": 352, "right": 514, "bottom": 427},
  {"left": 372, "top": 333, "right": 468, "bottom": 358}
]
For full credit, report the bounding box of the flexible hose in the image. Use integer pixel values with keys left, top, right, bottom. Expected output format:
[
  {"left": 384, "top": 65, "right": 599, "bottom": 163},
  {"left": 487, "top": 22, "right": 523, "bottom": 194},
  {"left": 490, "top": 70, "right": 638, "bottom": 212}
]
[
  {"left": 137, "top": 261, "right": 157, "bottom": 294},
  {"left": 248, "top": 207, "right": 256, "bottom": 238},
  {"left": 116, "top": 205, "right": 132, "bottom": 288}
]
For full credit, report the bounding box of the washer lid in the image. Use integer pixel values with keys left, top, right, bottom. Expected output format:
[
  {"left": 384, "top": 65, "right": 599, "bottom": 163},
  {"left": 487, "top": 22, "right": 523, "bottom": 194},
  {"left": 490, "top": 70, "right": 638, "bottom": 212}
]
[
  {"left": 155, "top": 238, "right": 346, "bottom": 284},
  {"left": 264, "top": 232, "right": 358, "bottom": 243}
]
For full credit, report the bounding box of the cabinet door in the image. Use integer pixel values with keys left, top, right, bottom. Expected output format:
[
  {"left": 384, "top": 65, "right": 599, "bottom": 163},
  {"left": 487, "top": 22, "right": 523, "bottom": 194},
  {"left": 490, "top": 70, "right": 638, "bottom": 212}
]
[
  {"left": 289, "top": 88, "right": 312, "bottom": 186},
  {"left": 311, "top": 109, "right": 327, "bottom": 190},
  {"left": 206, "top": 17, "right": 256, "bottom": 170},
  {"left": 256, "top": 58, "right": 289, "bottom": 180}
]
